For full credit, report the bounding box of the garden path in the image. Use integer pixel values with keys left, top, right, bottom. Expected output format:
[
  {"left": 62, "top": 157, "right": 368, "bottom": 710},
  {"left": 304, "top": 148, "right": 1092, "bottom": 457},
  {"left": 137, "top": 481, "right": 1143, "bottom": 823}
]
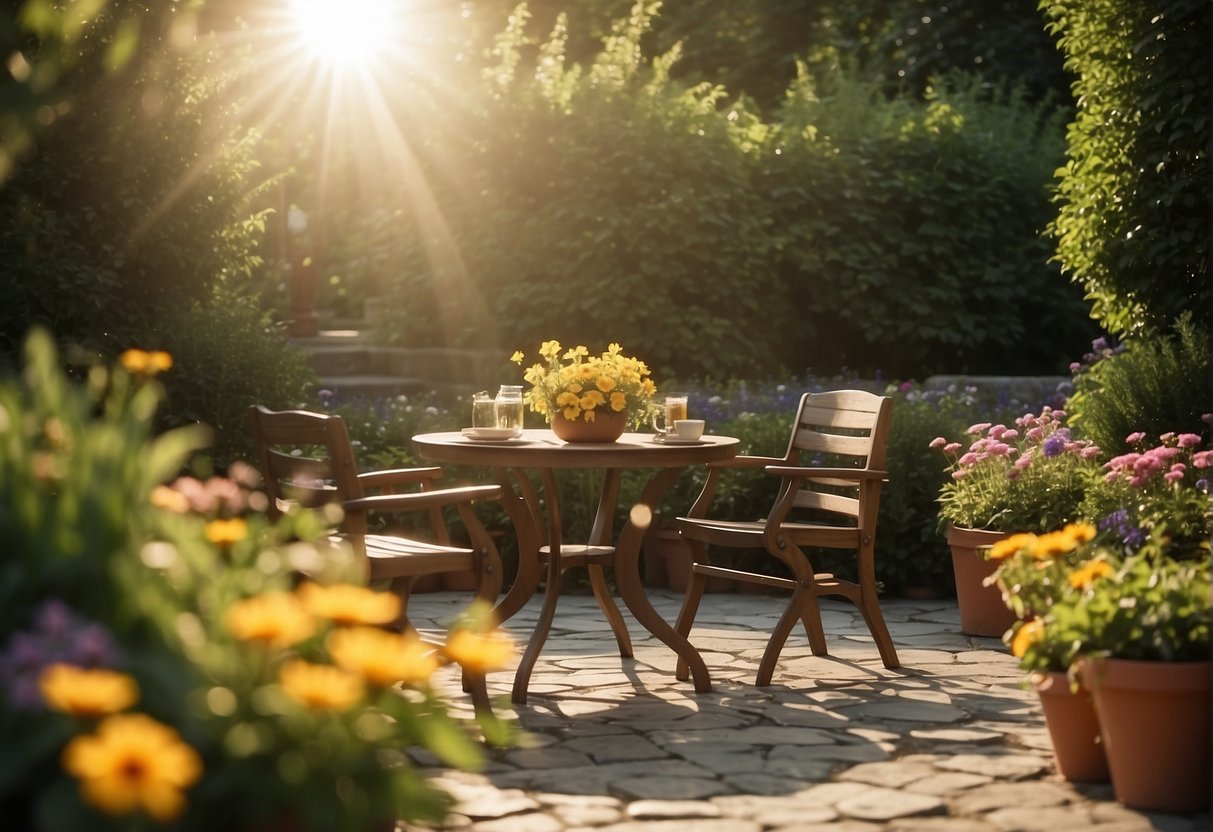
[{"left": 406, "top": 590, "right": 1208, "bottom": 832}]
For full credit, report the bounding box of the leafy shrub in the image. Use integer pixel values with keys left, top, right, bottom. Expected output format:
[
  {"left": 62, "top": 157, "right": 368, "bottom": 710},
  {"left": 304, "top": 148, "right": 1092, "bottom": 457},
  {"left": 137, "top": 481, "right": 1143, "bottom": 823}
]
[
  {"left": 0, "top": 331, "right": 504, "bottom": 831},
  {"left": 147, "top": 297, "right": 317, "bottom": 468},
  {"left": 1043, "top": 0, "right": 1211, "bottom": 337},
  {"left": 765, "top": 69, "right": 1090, "bottom": 376},
  {"left": 1066, "top": 315, "right": 1211, "bottom": 455}
]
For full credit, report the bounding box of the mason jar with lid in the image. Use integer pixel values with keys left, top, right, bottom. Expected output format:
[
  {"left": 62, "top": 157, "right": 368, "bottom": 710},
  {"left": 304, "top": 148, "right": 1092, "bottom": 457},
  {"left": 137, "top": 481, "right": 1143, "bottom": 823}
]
[{"left": 495, "top": 385, "right": 525, "bottom": 431}]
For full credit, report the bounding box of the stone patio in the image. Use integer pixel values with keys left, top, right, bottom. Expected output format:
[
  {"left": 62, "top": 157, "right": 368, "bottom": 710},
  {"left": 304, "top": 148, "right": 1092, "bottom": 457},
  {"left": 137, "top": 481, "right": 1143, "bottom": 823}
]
[{"left": 406, "top": 589, "right": 1209, "bottom": 832}]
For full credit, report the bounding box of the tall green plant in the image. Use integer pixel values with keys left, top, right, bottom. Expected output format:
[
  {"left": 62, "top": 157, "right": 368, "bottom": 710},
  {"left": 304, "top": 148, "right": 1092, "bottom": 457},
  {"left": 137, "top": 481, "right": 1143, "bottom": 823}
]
[
  {"left": 1066, "top": 315, "right": 1211, "bottom": 454},
  {"left": 1042, "top": 0, "right": 1211, "bottom": 337}
]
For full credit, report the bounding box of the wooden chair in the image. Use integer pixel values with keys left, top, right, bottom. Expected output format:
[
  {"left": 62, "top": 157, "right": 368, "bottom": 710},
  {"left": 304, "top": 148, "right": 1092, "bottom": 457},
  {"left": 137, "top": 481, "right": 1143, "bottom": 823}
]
[
  {"left": 673, "top": 390, "right": 901, "bottom": 687},
  {"left": 246, "top": 405, "right": 505, "bottom": 634}
]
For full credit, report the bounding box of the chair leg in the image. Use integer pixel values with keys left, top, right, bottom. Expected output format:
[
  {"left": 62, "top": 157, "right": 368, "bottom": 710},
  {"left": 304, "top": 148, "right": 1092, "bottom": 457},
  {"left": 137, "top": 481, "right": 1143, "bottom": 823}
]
[
  {"left": 463, "top": 669, "right": 493, "bottom": 716},
  {"left": 857, "top": 586, "right": 900, "bottom": 669},
  {"left": 588, "top": 564, "right": 633, "bottom": 658},
  {"left": 799, "top": 591, "right": 830, "bottom": 657},
  {"left": 388, "top": 576, "right": 415, "bottom": 633},
  {"left": 674, "top": 569, "right": 708, "bottom": 682},
  {"left": 757, "top": 583, "right": 817, "bottom": 687}
]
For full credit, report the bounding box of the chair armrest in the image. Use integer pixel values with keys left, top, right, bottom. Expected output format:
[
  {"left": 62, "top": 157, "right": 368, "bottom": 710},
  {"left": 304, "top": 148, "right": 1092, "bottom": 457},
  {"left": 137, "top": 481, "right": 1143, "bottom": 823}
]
[
  {"left": 764, "top": 466, "right": 889, "bottom": 482},
  {"left": 343, "top": 484, "right": 502, "bottom": 514},
  {"left": 357, "top": 467, "right": 444, "bottom": 490},
  {"left": 707, "top": 455, "right": 785, "bottom": 470}
]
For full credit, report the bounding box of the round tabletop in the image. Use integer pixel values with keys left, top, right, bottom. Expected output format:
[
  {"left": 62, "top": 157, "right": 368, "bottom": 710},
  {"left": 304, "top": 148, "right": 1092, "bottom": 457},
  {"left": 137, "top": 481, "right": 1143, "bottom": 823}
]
[{"left": 412, "top": 430, "right": 739, "bottom": 469}]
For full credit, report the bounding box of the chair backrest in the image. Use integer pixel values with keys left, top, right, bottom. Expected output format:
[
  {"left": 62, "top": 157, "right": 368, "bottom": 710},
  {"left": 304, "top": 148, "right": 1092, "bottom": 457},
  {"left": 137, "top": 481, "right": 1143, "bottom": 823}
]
[
  {"left": 247, "top": 405, "right": 367, "bottom": 532},
  {"left": 783, "top": 390, "right": 893, "bottom": 523}
]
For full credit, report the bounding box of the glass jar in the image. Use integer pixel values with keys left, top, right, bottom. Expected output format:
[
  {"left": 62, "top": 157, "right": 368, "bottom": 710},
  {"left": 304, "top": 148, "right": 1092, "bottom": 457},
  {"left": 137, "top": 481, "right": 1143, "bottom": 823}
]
[
  {"left": 494, "top": 385, "right": 524, "bottom": 431},
  {"left": 471, "top": 391, "right": 496, "bottom": 429}
]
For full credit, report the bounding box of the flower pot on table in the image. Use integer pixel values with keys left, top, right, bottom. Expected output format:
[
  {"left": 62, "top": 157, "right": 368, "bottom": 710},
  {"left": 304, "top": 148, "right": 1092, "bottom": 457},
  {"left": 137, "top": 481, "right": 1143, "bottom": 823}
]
[
  {"left": 1081, "top": 657, "right": 1210, "bottom": 812},
  {"left": 946, "top": 524, "right": 1016, "bottom": 638},
  {"left": 1032, "top": 671, "right": 1109, "bottom": 783},
  {"left": 551, "top": 410, "right": 627, "bottom": 443}
]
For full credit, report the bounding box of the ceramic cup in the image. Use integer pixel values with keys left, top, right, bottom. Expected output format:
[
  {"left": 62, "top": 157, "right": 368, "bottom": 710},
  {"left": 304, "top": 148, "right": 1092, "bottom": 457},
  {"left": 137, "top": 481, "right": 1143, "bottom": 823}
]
[{"left": 674, "top": 419, "right": 705, "bottom": 440}]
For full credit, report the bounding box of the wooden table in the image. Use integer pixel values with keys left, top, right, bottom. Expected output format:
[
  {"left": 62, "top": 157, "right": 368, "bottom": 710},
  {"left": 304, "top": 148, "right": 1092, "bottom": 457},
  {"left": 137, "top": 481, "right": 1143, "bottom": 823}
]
[{"left": 411, "top": 429, "right": 739, "bottom": 703}]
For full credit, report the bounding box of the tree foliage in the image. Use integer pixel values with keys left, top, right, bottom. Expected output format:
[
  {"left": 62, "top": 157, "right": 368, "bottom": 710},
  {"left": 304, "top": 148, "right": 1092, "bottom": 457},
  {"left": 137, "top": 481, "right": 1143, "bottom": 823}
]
[{"left": 1042, "top": 0, "right": 1211, "bottom": 338}]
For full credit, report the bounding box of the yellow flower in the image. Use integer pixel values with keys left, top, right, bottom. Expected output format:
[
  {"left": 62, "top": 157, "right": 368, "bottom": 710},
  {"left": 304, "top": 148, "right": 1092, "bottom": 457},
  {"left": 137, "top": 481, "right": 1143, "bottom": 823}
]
[
  {"left": 62, "top": 713, "right": 202, "bottom": 822},
  {"left": 1068, "top": 559, "right": 1115, "bottom": 589},
  {"left": 595, "top": 375, "right": 617, "bottom": 393},
  {"left": 225, "top": 592, "right": 316, "bottom": 648},
  {"left": 327, "top": 626, "right": 439, "bottom": 687},
  {"left": 297, "top": 582, "right": 401, "bottom": 627},
  {"left": 579, "top": 390, "right": 605, "bottom": 411},
  {"left": 988, "top": 533, "right": 1037, "bottom": 560},
  {"left": 442, "top": 629, "right": 516, "bottom": 675},
  {"left": 278, "top": 659, "right": 364, "bottom": 710},
  {"left": 1010, "top": 619, "right": 1044, "bottom": 658},
  {"left": 610, "top": 391, "right": 627, "bottom": 412},
  {"left": 539, "top": 340, "right": 562, "bottom": 360},
  {"left": 40, "top": 664, "right": 139, "bottom": 718},
  {"left": 204, "top": 518, "right": 247, "bottom": 547},
  {"left": 1064, "top": 522, "right": 1097, "bottom": 545},
  {"left": 119, "top": 349, "right": 173, "bottom": 378},
  {"left": 556, "top": 391, "right": 581, "bottom": 408},
  {"left": 509, "top": 350, "right": 524, "bottom": 364}
]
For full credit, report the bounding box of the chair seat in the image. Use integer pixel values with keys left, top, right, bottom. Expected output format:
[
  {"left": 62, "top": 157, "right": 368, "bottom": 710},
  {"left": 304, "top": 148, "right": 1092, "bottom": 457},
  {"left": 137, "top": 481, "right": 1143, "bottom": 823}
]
[
  {"left": 330, "top": 533, "right": 478, "bottom": 580},
  {"left": 676, "top": 516, "right": 862, "bottom": 550}
]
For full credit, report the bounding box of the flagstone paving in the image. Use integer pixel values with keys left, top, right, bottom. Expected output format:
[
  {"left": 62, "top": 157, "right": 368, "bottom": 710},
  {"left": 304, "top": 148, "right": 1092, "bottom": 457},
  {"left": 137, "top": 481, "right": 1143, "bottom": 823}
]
[{"left": 406, "top": 590, "right": 1209, "bottom": 832}]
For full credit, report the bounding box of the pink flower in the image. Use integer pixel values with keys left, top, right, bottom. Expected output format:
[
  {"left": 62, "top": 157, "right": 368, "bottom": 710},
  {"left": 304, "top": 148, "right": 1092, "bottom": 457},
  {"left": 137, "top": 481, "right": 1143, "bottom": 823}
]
[
  {"left": 1160, "top": 432, "right": 1175, "bottom": 443},
  {"left": 1125, "top": 431, "right": 1147, "bottom": 445},
  {"left": 987, "top": 442, "right": 1012, "bottom": 456},
  {"left": 1080, "top": 446, "right": 1101, "bottom": 460},
  {"left": 929, "top": 437, "right": 947, "bottom": 449},
  {"left": 944, "top": 442, "right": 962, "bottom": 454},
  {"left": 967, "top": 422, "right": 992, "bottom": 436},
  {"left": 958, "top": 452, "right": 980, "bottom": 467},
  {"left": 988, "top": 424, "right": 1008, "bottom": 440},
  {"left": 1193, "top": 451, "right": 1213, "bottom": 469},
  {"left": 1177, "top": 433, "right": 1203, "bottom": 449},
  {"left": 1026, "top": 426, "right": 1044, "bottom": 443},
  {"left": 1001, "top": 429, "right": 1019, "bottom": 441}
]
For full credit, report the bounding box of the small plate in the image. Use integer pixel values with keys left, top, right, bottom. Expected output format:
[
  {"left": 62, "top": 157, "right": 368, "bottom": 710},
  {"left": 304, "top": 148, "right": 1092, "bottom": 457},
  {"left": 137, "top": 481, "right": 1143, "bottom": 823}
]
[
  {"left": 461, "top": 427, "right": 523, "bottom": 441},
  {"left": 650, "top": 434, "right": 706, "bottom": 445}
]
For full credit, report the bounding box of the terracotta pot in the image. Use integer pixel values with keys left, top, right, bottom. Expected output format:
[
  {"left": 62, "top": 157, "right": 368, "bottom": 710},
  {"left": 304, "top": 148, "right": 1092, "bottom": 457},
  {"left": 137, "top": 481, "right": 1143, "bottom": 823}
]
[
  {"left": 648, "top": 528, "right": 734, "bottom": 593},
  {"left": 945, "top": 525, "right": 1016, "bottom": 638},
  {"left": 551, "top": 410, "right": 627, "bottom": 443},
  {"left": 1081, "top": 658, "right": 1210, "bottom": 812},
  {"left": 1032, "top": 671, "right": 1109, "bottom": 783}
]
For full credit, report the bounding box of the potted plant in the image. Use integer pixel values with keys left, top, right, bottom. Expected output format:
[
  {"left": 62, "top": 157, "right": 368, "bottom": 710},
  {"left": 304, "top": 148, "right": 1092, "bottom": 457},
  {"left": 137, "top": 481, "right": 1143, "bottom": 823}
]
[
  {"left": 930, "top": 406, "right": 1102, "bottom": 636},
  {"left": 990, "top": 524, "right": 1109, "bottom": 783},
  {"left": 1001, "top": 428, "right": 1212, "bottom": 811},
  {"left": 1066, "top": 429, "right": 1212, "bottom": 813},
  {"left": 510, "top": 341, "right": 658, "bottom": 442}
]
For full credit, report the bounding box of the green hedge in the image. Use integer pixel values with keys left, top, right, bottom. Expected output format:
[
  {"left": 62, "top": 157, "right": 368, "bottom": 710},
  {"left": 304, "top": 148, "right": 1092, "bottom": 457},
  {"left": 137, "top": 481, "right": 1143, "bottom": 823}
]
[
  {"left": 353, "top": 4, "right": 1089, "bottom": 381},
  {"left": 1043, "top": 0, "right": 1211, "bottom": 337}
]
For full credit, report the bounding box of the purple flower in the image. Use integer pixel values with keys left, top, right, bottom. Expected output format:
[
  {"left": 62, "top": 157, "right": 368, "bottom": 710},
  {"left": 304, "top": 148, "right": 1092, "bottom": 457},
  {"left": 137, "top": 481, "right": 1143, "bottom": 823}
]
[
  {"left": 0, "top": 601, "right": 121, "bottom": 711},
  {"left": 1042, "top": 433, "right": 1067, "bottom": 458}
]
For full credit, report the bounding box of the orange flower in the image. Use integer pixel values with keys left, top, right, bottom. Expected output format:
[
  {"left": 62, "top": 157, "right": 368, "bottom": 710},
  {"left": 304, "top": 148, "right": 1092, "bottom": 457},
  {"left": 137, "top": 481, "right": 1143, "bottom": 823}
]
[
  {"left": 40, "top": 664, "right": 139, "bottom": 718},
  {"left": 119, "top": 349, "right": 173, "bottom": 378},
  {"left": 442, "top": 629, "right": 516, "bottom": 675},
  {"left": 62, "top": 713, "right": 202, "bottom": 821},
  {"left": 988, "top": 533, "right": 1037, "bottom": 561},
  {"left": 297, "top": 582, "right": 401, "bottom": 627},
  {"left": 327, "top": 626, "right": 438, "bottom": 687},
  {"left": 150, "top": 485, "right": 190, "bottom": 513},
  {"left": 1010, "top": 619, "right": 1044, "bottom": 658},
  {"left": 1068, "top": 559, "right": 1115, "bottom": 589},
  {"left": 278, "top": 660, "right": 364, "bottom": 710},
  {"left": 225, "top": 592, "right": 316, "bottom": 648}
]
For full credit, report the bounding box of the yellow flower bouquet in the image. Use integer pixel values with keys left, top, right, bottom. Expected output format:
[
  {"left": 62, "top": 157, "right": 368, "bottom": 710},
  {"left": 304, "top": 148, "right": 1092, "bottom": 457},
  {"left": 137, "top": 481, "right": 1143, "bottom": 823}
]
[{"left": 511, "top": 341, "right": 657, "bottom": 429}]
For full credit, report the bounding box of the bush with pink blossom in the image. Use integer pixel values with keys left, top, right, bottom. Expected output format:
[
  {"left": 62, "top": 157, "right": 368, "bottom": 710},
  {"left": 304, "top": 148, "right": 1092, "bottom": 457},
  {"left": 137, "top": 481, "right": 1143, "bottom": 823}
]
[
  {"left": 930, "top": 406, "right": 1103, "bottom": 532},
  {"left": 1079, "top": 424, "right": 1212, "bottom": 561}
]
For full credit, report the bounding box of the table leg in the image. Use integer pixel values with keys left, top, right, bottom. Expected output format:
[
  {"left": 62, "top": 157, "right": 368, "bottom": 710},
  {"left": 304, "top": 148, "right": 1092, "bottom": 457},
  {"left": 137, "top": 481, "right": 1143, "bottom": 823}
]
[
  {"left": 511, "top": 542, "right": 563, "bottom": 705},
  {"left": 590, "top": 469, "right": 632, "bottom": 657},
  {"left": 490, "top": 467, "right": 543, "bottom": 625},
  {"left": 613, "top": 466, "right": 712, "bottom": 693}
]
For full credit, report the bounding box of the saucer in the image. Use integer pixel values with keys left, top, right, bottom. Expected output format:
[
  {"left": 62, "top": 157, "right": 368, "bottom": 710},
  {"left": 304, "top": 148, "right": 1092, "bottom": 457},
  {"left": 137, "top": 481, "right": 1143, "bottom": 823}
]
[
  {"left": 461, "top": 427, "right": 523, "bottom": 441},
  {"left": 650, "top": 434, "right": 706, "bottom": 445}
]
